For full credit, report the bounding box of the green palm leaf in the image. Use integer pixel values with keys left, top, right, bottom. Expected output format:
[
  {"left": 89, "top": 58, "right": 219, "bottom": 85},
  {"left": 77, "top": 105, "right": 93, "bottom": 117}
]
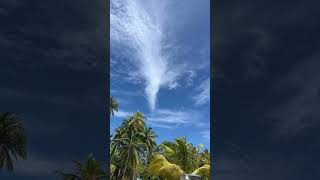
[{"left": 0, "top": 112, "right": 27, "bottom": 171}]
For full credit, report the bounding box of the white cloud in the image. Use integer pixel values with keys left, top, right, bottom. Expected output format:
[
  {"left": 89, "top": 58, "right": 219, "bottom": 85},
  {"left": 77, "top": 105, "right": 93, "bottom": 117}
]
[
  {"left": 113, "top": 110, "right": 132, "bottom": 118},
  {"left": 200, "top": 130, "right": 210, "bottom": 140},
  {"left": 111, "top": 0, "right": 210, "bottom": 111},
  {"left": 193, "top": 78, "right": 210, "bottom": 105},
  {"left": 167, "top": 81, "right": 179, "bottom": 90},
  {"left": 186, "top": 70, "right": 197, "bottom": 86},
  {"left": 111, "top": 108, "right": 209, "bottom": 129},
  {"left": 148, "top": 109, "right": 192, "bottom": 124},
  {"left": 111, "top": 0, "right": 185, "bottom": 111},
  {"left": 146, "top": 109, "right": 207, "bottom": 129}
]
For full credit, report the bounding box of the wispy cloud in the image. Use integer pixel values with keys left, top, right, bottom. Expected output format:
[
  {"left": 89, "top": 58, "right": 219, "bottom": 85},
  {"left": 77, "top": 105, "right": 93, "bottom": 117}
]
[
  {"left": 186, "top": 70, "right": 197, "bottom": 87},
  {"left": 111, "top": 0, "right": 186, "bottom": 111},
  {"left": 193, "top": 78, "right": 210, "bottom": 105},
  {"left": 113, "top": 110, "right": 132, "bottom": 118},
  {"left": 148, "top": 109, "right": 193, "bottom": 124},
  {"left": 146, "top": 109, "right": 208, "bottom": 129},
  {"left": 200, "top": 130, "right": 210, "bottom": 140},
  {"left": 112, "top": 107, "right": 208, "bottom": 129}
]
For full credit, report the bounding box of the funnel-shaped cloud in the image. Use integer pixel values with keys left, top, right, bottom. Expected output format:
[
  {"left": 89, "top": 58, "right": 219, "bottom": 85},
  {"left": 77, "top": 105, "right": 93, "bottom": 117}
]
[{"left": 111, "top": 0, "right": 176, "bottom": 111}]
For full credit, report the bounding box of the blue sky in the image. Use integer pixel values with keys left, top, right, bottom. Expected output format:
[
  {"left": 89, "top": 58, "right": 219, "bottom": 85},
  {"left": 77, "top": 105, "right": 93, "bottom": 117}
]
[{"left": 110, "top": 0, "right": 210, "bottom": 149}]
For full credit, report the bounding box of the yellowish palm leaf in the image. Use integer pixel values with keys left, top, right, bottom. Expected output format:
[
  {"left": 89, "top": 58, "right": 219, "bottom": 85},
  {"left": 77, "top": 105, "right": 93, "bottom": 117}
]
[
  {"left": 148, "top": 154, "right": 184, "bottom": 180},
  {"left": 148, "top": 154, "right": 170, "bottom": 176},
  {"left": 192, "top": 164, "right": 210, "bottom": 178},
  {"left": 159, "top": 163, "right": 184, "bottom": 180}
]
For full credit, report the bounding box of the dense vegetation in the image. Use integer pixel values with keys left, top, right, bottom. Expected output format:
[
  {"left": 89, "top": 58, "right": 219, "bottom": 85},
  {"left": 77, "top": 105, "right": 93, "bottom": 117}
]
[
  {"left": 110, "top": 98, "right": 210, "bottom": 180},
  {"left": 0, "top": 112, "right": 27, "bottom": 171},
  {"left": 0, "top": 96, "right": 210, "bottom": 180}
]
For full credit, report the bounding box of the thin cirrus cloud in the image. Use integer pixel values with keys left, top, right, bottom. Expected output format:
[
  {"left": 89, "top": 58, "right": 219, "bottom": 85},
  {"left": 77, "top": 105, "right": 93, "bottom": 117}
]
[
  {"left": 193, "top": 78, "right": 210, "bottom": 105},
  {"left": 113, "top": 109, "right": 132, "bottom": 118},
  {"left": 112, "top": 108, "right": 208, "bottom": 129},
  {"left": 200, "top": 130, "right": 210, "bottom": 140},
  {"left": 111, "top": 0, "right": 184, "bottom": 111}
]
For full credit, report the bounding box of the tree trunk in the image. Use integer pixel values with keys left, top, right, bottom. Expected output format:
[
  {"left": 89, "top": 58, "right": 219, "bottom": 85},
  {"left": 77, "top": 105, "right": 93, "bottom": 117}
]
[
  {"left": 131, "top": 168, "right": 135, "bottom": 180},
  {"left": 117, "top": 169, "right": 121, "bottom": 180},
  {"left": 122, "top": 161, "right": 128, "bottom": 180},
  {"left": 122, "top": 132, "right": 135, "bottom": 180}
]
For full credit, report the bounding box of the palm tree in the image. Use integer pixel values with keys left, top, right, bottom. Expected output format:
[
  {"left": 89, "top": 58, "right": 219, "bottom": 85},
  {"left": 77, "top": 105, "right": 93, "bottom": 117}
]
[
  {"left": 0, "top": 112, "right": 27, "bottom": 171},
  {"left": 160, "top": 137, "right": 194, "bottom": 173},
  {"left": 110, "top": 112, "right": 157, "bottom": 180},
  {"left": 198, "top": 149, "right": 210, "bottom": 166},
  {"left": 127, "top": 112, "right": 146, "bottom": 132},
  {"left": 110, "top": 164, "right": 116, "bottom": 179},
  {"left": 110, "top": 96, "right": 119, "bottom": 116},
  {"left": 118, "top": 133, "right": 148, "bottom": 180},
  {"left": 148, "top": 137, "right": 210, "bottom": 180},
  {"left": 140, "top": 127, "right": 157, "bottom": 152},
  {"left": 56, "top": 153, "right": 107, "bottom": 180}
]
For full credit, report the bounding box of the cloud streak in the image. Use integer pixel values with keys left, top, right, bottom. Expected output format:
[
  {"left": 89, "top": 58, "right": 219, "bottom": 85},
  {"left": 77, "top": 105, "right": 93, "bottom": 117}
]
[
  {"left": 111, "top": 0, "right": 182, "bottom": 111},
  {"left": 112, "top": 108, "right": 208, "bottom": 129},
  {"left": 193, "top": 78, "right": 210, "bottom": 105},
  {"left": 113, "top": 110, "right": 132, "bottom": 118},
  {"left": 147, "top": 109, "right": 208, "bottom": 129}
]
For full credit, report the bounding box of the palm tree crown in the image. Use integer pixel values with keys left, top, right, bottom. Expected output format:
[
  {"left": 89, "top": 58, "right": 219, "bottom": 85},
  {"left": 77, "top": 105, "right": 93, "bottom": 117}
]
[
  {"left": 0, "top": 112, "right": 27, "bottom": 171},
  {"left": 56, "top": 153, "right": 107, "bottom": 180},
  {"left": 110, "top": 96, "right": 119, "bottom": 116}
]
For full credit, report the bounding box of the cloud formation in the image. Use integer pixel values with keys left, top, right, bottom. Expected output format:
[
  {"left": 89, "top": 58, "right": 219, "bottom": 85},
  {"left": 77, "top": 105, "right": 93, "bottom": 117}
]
[
  {"left": 111, "top": 0, "right": 177, "bottom": 111},
  {"left": 112, "top": 108, "right": 208, "bottom": 129},
  {"left": 110, "top": 0, "right": 209, "bottom": 111},
  {"left": 147, "top": 109, "right": 208, "bottom": 129},
  {"left": 193, "top": 78, "right": 210, "bottom": 105}
]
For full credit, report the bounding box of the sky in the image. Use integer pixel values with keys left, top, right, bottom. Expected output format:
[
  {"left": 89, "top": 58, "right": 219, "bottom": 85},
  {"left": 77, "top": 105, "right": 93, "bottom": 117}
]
[
  {"left": 214, "top": 0, "right": 320, "bottom": 179},
  {"left": 2, "top": 0, "right": 320, "bottom": 179},
  {"left": 0, "top": 0, "right": 108, "bottom": 179},
  {"left": 110, "top": 0, "right": 211, "bottom": 149}
]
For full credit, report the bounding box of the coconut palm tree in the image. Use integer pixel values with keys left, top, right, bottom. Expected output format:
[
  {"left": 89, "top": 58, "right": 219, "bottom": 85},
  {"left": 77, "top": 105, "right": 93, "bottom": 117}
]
[
  {"left": 0, "top": 112, "right": 27, "bottom": 171},
  {"left": 110, "top": 112, "right": 157, "bottom": 180},
  {"left": 110, "top": 96, "right": 119, "bottom": 116},
  {"left": 56, "top": 153, "right": 107, "bottom": 180},
  {"left": 110, "top": 164, "right": 116, "bottom": 179},
  {"left": 127, "top": 112, "right": 146, "bottom": 132},
  {"left": 148, "top": 137, "right": 210, "bottom": 180},
  {"left": 112, "top": 127, "right": 147, "bottom": 179},
  {"left": 160, "top": 137, "right": 194, "bottom": 173},
  {"left": 140, "top": 127, "right": 157, "bottom": 152}
]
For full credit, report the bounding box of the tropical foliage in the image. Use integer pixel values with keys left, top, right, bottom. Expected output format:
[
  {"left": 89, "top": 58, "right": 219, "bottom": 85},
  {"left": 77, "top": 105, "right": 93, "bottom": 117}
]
[
  {"left": 110, "top": 96, "right": 119, "bottom": 116},
  {"left": 149, "top": 138, "right": 210, "bottom": 180},
  {"left": 56, "top": 153, "right": 107, "bottom": 180},
  {"left": 110, "top": 98, "right": 210, "bottom": 180},
  {"left": 0, "top": 112, "right": 27, "bottom": 171}
]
